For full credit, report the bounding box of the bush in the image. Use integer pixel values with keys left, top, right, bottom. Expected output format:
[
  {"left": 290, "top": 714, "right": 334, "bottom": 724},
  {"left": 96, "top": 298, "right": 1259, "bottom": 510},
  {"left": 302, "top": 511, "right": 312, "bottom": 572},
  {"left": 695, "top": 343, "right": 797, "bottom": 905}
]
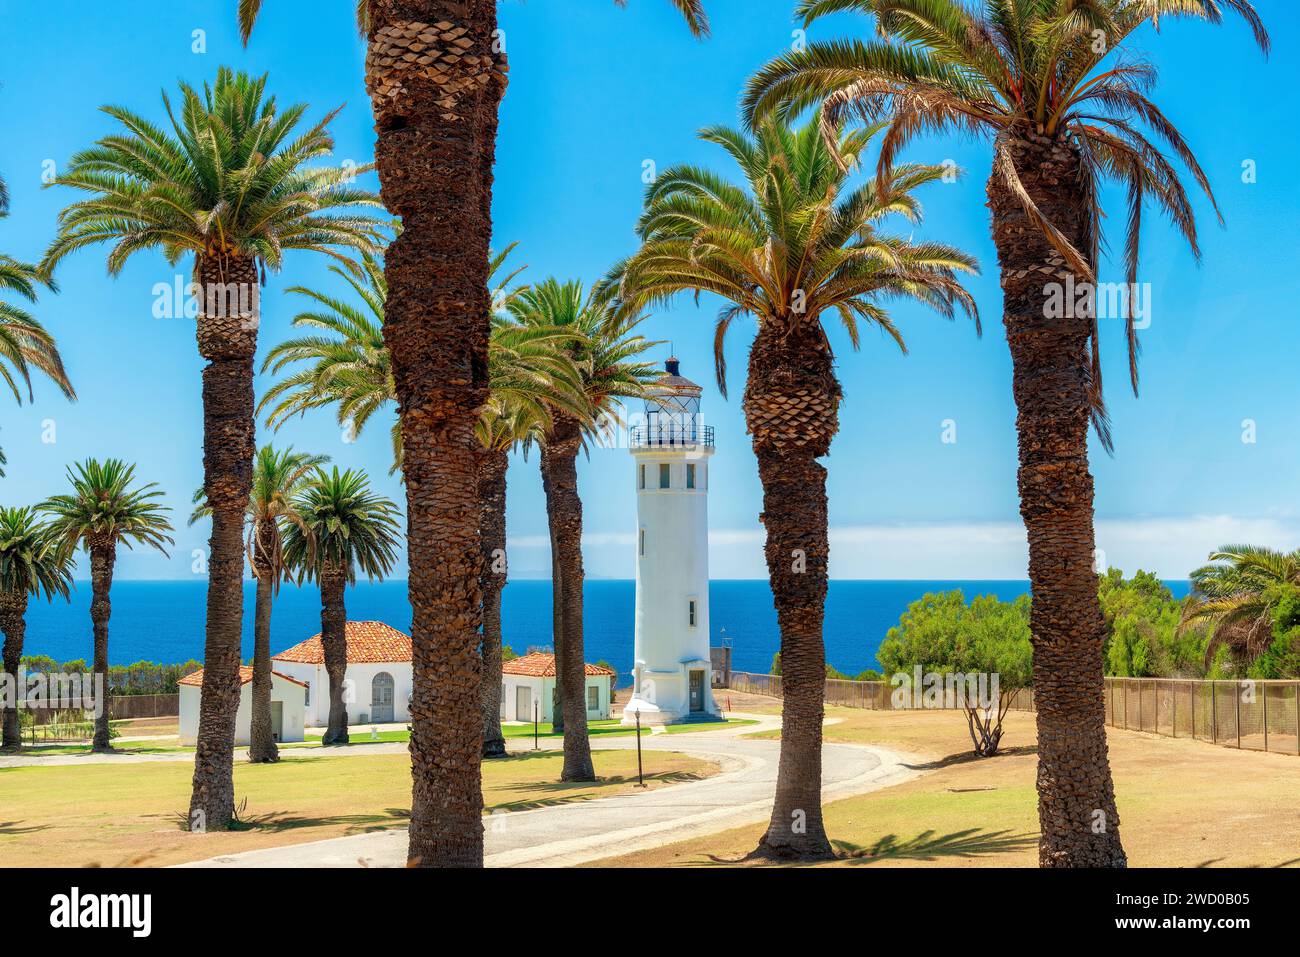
[{"left": 877, "top": 590, "right": 1032, "bottom": 756}]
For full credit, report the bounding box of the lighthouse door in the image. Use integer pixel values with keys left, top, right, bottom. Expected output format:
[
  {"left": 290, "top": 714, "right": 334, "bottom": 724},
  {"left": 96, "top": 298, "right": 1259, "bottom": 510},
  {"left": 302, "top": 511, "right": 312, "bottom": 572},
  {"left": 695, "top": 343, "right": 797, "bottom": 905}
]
[{"left": 689, "top": 670, "right": 704, "bottom": 713}]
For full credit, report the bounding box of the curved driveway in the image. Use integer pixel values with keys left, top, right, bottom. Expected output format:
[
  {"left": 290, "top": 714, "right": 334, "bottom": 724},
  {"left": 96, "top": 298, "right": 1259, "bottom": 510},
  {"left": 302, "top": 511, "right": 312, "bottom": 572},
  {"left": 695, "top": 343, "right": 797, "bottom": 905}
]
[{"left": 180, "top": 716, "right": 920, "bottom": 868}]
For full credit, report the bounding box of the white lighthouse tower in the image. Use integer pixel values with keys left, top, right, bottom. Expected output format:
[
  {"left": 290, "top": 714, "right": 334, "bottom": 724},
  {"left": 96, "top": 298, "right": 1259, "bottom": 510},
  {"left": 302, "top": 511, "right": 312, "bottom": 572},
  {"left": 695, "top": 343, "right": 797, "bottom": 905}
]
[{"left": 623, "top": 357, "right": 721, "bottom": 725}]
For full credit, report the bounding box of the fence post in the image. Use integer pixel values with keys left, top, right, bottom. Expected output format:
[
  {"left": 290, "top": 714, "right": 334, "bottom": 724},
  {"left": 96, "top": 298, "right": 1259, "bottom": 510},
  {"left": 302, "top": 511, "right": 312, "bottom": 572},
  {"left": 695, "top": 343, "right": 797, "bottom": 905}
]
[
  {"left": 1263, "top": 682, "right": 1269, "bottom": 752},
  {"left": 1189, "top": 680, "right": 1194, "bottom": 740},
  {"left": 1123, "top": 679, "right": 1129, "bottom": 729},
  {"left": 1236, "top": 681, "right": 1242, "bottom": 749},
  {"left": 1211, "top": 681, "right": 1217, "bottom": 744},
  {"left": 1172, "top": 681, "right": 1177, "bottom": 738}
]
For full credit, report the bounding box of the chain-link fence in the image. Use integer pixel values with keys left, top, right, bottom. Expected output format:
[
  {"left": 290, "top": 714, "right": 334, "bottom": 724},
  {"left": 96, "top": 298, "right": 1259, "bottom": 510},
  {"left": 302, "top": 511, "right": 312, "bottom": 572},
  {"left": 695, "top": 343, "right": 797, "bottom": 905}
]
[
  {"left": 1104, "top": 677, "right": 1300, "bottom": 755},
  {"left": 729, "top": 671, "right": 1300, "bottom": 756}
]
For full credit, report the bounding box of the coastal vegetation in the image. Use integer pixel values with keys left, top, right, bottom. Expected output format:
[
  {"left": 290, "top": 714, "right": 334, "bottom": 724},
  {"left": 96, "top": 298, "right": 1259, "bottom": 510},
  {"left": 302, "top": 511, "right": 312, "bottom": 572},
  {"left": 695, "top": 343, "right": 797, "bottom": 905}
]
[{"left": 0, "top": 0, "right": 1273, "bottom": 874}]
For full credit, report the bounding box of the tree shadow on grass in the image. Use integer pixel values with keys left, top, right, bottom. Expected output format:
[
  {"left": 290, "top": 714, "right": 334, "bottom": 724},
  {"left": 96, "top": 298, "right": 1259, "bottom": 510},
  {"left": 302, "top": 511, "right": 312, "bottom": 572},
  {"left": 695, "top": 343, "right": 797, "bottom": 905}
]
[
  {"left": 237, "top": 807, "right": 411, "bottom": 835},
  {"left": 0, "top": 820, "right": 47, "bottom": 836},
  {"left": 697, "top": 828, "right": 1037, "bottom": 867},
  {"left": 902, "top": 744, "right": 1037, "bottom": 772},
  {"left": 834, "top": 828, "right": 1038, "bottom": 864},
  {"left": 489, "top": 770, "right": 708, "bottom": 812}
]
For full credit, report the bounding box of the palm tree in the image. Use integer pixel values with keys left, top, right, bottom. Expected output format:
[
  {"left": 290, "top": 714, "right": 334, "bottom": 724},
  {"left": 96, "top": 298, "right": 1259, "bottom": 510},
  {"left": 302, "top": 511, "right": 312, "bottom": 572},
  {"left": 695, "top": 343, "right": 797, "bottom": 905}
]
[
  {"left": 1182, "top": 546, "right": 1300, "bottom": 669},
  {"left": 238, "top": 0, "right": 708, "bottom": 869},
  {"left": 41, "top": 460, "right": 174, "bottom": 752},
  {"left": 510, "top": 278, "right": 660, "bottom": 781},
  {"left": 0, "top": 506, "right": 74, "bottom": 750},
  {"left": 608, "top": 116, "right": 976, "bottom": 855},
  {"left": 190, "top": 446, "right": 329, "bottom": 761},
  {"left": 260, "top": 246, "right": 584, "bottom": 758},
  {"left": 41, "top": 68, "right": 383, "bottom": 830},
  {"left": 282, "top": 467, "right": 401, "bottom": 745},
  {"left": 742, "top": 0, "right": 1268, "bottom": 867},
  {"left": 0, "top": 173, "right": 75, "bottom": 472},
  {"left": 613, "top": 116, "right": 978, "bottom": 852}
]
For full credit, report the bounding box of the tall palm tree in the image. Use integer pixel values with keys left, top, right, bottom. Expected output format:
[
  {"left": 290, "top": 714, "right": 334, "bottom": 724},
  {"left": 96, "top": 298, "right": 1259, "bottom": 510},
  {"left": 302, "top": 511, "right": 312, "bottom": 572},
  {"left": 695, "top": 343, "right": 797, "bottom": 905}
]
[
  {"left": 239, "top": 0, "right": 708, "bottom": 869},
  {"left": 41, "top": 460, "right": 174, "bottom": 752},
  {"left": 282, "top": 467, "right": 401, "bottom": 745},
  {"left": 0, "top": 173, "right": 76, "bottom": 473},
  {"left": 742, "top": 0, "right": 1267, "bottom": 866},
  {"left": 510, "top": 278, "right": 660, "bottom": 781},
  {"left": 1182, "top": 546, "right": 1300, "bottom": 669},
  {"left": 190, "top": 446, "right": 329, "bottom": 762},
  {"left": 0, "top": 506, "right": 74, "bottom": 750},
  {"left": 41, "top": 68, "right": 383, "bottom": 830},
  {"left": 608, "top": 116, "right": 976, "bottom": 856}
]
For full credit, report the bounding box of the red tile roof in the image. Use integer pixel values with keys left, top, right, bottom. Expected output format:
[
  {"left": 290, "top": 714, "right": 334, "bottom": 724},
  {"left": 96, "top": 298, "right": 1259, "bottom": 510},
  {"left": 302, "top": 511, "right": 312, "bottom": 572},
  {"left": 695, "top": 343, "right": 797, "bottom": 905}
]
[
  {"left": 272, "top": 621, "right": 412, "bottom": 664},
  {"left": 179, "top": 666, "right": 307, "bottom": 689},
  {"left": 501, "top": 652, "right": 616, "bottom": 679}
]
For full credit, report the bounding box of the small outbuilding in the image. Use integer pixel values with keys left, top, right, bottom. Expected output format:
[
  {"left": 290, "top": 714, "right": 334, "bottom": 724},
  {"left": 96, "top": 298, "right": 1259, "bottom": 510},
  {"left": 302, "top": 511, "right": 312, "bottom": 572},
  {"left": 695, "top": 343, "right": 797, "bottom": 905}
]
[
  {"left": 177, "top": 666, "right": 307, "bottom": 746},
  {"left": 501, "top": 652, "right": 615, "bottom": 724},
  {"left": 271, "top": 621, "right": 414, "bottom": 728}
]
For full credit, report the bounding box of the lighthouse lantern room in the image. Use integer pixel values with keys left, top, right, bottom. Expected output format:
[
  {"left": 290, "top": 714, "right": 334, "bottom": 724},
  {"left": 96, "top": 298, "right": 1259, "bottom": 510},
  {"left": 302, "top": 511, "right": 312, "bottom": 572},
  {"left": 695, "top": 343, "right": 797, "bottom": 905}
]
[{"left": 623, "top": 357, "right": 721, "bottom": 725}]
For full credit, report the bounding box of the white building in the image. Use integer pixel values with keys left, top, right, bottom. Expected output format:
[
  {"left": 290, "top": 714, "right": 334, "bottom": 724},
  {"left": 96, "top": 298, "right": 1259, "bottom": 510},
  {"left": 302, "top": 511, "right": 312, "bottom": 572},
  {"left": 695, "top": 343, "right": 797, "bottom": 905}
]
[
  {"left": 622, "top": 358, "right": 721, "bottom": 725},
  {"left": 501, "top": 652, "right": 614, "bottom": 723},
  {"left": 178, "top": 666, "right": 307, "bottom": 745},
  {"left": 271, "top": 620, "right": 414, "bottom": 727}
]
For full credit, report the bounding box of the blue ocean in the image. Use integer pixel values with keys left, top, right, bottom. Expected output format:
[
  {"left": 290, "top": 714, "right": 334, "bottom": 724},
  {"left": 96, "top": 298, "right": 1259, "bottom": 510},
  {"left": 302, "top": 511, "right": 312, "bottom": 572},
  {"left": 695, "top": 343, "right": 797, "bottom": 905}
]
[{"left": 20, "top": 578, "right": 1191, "bottom": 684}]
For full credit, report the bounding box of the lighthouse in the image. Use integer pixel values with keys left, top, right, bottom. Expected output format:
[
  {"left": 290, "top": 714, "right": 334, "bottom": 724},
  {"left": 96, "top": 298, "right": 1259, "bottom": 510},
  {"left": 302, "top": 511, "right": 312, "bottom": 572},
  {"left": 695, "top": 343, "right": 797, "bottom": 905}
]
[{"left": 623, "top": 357, "right": 721, "bottom": 725}]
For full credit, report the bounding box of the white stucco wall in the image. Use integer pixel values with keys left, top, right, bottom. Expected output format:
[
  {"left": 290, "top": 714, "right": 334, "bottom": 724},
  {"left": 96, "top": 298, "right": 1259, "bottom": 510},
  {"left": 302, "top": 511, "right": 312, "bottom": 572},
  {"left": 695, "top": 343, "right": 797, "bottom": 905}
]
[
  {"left": 178, "top": 674, "right": 305, "bottom": 746},
  {"left": 500, "top": 673, "right": 611, "bottom": 723},
  {"left": 270, "top": 659, "right": 413, "bottom": 728},
  {"left": 625, "top": 446, "right": 718, "bottom": 724}
]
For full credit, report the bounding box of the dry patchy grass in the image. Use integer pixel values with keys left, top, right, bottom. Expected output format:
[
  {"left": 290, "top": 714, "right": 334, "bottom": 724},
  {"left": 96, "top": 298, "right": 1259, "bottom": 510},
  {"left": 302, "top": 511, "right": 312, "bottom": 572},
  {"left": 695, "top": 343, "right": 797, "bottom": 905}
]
[{"left": 596, "top": 705, "right": 1300, "bottom": 868}]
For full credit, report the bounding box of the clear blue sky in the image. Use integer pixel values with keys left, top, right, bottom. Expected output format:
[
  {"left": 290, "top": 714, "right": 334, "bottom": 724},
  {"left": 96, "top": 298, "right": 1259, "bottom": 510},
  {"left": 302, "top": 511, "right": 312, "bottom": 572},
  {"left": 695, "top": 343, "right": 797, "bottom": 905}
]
[{"left": 0, "top": 0, "right": 1295, "bottom": 580}]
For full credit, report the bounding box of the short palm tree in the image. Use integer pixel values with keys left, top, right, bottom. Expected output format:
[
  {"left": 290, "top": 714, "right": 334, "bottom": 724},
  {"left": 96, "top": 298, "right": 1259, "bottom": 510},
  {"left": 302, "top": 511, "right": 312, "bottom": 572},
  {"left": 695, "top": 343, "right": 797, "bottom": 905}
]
[
  {"left": 509, "top": 278, "right": 660, "bottom": 781},
  {"left": 240, "top": 0, "right": 708, "bottom": 870},
  {"left": 0, "top": 506, "right": 74, "bottom": 750},
  {"left": 0, "top": 173, "right": 75, "bottom": 473},
  {"left": 282, "top": 467, "right": 401, "bottom": 745},
  {"left": 1183, "top": 546, "right": 1300, "bottom": 669},
  {"left": 743, "top": 0, "right": 1267, "bottom": 868},
  {"left": 41, "top": 460, "right": 174, "bottom": 752},
  {"left": 608, "top": 116, "right": 977, "bottom": 856},
  {"left": 41, "top": 68, "right": 384, "bottom": 829},
  {"left": 190, "top": 446, "right": 329, "bottom": 762}
]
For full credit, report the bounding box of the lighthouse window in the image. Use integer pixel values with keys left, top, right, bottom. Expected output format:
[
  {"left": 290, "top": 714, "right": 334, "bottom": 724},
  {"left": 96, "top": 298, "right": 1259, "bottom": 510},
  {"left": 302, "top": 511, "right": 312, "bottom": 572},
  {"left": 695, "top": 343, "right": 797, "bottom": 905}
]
[
  {"left": 639, "top": 528, "right": 645, "bottom": 556},
  {"left": 688, "top": 599, "right": 697, "bottom": 627},
  {"left": 659, "top": 463, "right": 671, "bottom": 489},
  {"left": 639, "top": 463, "right": 646, "bottom": 489},
  {"left": 686, "top": 463, "right": 696, "bottom": 489}
]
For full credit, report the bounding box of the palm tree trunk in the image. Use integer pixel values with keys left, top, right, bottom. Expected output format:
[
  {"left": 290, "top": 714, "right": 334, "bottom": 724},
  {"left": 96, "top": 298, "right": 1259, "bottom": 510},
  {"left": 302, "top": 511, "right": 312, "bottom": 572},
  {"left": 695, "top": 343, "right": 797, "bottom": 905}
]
[
  {"left": 89, "top": 541, "right": 116, "bottom": 753},
  {"left": 541, "top": 416, "right": 594, "bottom": 781},
  {"left": 320, "top": 562, "right": 350, "bottom": 745},
  {"left": 249, "top": 525, "right": 279, "bottom": 762},
  {"left": 540, "top": 452, "right": 564, "bottom": 733},
  {"left": 367, "top": 0, "right": 504, "bottom": 869},
  {"left": 0, "top": 592, "right": 29, "bottom": 750},
  {"left": 746, "top": 323, "right": 837, "bottom": 859},
  {"left": 987, "top": 131, "right": 1126, "bottom": 868},
  {"left": 479, "top": 449, "right": 508, "bottom": 758},
  {"left": 188, "top": 252, "right": 259, "bottom": 832}
]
